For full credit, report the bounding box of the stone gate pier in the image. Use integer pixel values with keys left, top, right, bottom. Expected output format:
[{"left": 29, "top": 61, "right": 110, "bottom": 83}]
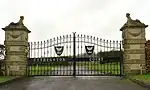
[
  {"left": 2, "top": 16, "right": 31, "bottom": 76},
  {"left": 120, "top": 13, "right": 148, "bottom": 75}
]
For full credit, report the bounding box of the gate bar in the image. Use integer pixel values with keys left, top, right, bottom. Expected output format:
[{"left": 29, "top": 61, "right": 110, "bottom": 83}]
[{"left": 73, "top": 32, "right": 76, "bottom": 77}]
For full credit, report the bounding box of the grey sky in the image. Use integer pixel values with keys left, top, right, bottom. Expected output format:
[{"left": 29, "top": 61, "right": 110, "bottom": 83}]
[{"left": 0, "top": 0, "right": 150, "bottom": 44}]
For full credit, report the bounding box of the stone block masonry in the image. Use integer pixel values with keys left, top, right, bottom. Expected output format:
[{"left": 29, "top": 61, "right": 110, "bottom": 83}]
[
  {"left": 2, "top": 16, "right": 31, "bottom": 76},
  {"left": 120, "top": 13, "right": 148, "bottom": 75}
]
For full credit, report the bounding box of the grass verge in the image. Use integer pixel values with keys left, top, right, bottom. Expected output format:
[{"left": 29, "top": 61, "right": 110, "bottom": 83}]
[
  {"left": 0, "top": 76, "right": 17, "bottom": 83},
  {"left": 131, "top": 73, "right": 150, "bottom": 84}
]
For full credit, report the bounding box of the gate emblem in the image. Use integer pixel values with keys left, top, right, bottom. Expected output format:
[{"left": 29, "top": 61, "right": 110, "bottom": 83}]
[
  {"left": 85, "top": 46, "right": 94, "bottom": 55},
  {"left": 54, "top": 46, "right": 64, "bottom": 56}
]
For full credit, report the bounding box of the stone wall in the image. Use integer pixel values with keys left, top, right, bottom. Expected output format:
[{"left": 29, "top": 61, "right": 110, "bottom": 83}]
[
  {"left": 120, "top": 13, "right": 148, "bottom": 75},
  {"left": 2, "top": 16, "right": 30, "bottom": 76},
  {"left": 145, "top": 40, "right": 150, "bottom": 73}
]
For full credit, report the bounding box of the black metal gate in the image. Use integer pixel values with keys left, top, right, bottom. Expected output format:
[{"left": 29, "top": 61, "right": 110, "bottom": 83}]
[{"left": 27, "top": 32, "right": 123, "bottom": 76}]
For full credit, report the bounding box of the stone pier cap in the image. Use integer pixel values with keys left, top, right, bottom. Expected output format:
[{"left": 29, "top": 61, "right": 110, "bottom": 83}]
[
  {"left": 120, "top": 13, "right": 148, "bottom": 31},
  {"left": 2, "top": 16, "right": 31, "bottom": 33}
]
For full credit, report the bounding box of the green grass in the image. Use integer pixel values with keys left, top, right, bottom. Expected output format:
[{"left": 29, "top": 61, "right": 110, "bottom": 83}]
[
  {"left": 67, "top": 61, "right": 121, "bottom": 75},
  {"left": 28, "top": 65, "right": 53, "bottom": 75},
  {"left": 0, "top": 76, "right": 17, "bottom": 83},
  {"left": 85, "top": 62, "right": 121, "bottom": 75},
  {"left": 132, "top": 73, "right": 150, "bottom": 84},
  {"left": 28, "top": 61, "right": 121, "bottom": 75}
]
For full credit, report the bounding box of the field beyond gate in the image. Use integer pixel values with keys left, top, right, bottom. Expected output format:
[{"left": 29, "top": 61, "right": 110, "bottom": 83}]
[{"left": 27, "top": 33, "right": 123, "bottom": 76}]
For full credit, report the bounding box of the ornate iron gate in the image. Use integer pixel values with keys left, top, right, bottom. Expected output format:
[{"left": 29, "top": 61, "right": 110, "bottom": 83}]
[{"left": 27, "top": 32, "right": 123, "bottom": 76}]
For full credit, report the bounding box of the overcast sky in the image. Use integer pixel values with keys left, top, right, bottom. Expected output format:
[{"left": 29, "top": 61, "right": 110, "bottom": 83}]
[{"left": 0, "top": 0, "right": 150, "bottom": 44}]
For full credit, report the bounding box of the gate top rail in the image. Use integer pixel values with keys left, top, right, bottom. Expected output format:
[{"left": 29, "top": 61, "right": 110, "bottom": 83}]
[
  {"left": 28, "top": 33, "right": 122, "bottom": 49},
  {"left": 28, "top": 33, "right": 122, "bottom": 58}
]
